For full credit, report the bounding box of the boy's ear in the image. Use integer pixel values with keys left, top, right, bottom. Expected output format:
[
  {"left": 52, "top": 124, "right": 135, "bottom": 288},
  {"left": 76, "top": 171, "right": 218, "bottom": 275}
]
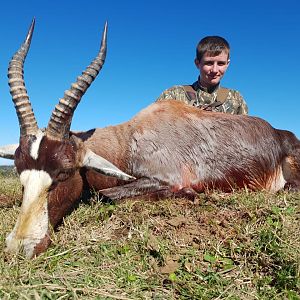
[{"left": 194, "top": 58, "right": 200, "bottom": 68}]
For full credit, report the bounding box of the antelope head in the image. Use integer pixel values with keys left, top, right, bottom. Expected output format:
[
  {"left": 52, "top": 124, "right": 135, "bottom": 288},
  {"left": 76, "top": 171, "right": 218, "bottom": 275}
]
[{"left": 5, "top": 19, "right": 134, "bottom": 258}]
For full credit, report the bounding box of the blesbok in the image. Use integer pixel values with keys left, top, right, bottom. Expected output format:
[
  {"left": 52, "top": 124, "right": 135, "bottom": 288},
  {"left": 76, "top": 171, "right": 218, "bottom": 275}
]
[{"left": 1, "top": 19, "right": 300, "bottom": 258}]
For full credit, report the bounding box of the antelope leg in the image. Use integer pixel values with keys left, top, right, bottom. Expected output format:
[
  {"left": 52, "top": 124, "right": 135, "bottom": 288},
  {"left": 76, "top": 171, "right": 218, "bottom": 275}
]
[
  {"left": 99, "top": 177, "right": 172, "bottom": 201},
  {"left": 99, "top": 178, "right": 198, "bottom": 202}
]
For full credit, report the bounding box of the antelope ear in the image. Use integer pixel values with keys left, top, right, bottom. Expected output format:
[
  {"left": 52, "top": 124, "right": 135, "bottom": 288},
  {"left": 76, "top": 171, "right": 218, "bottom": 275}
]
[
  {"left": 82, "top": 149, "right": 135, "bottom": 181},
  {"left": 0, "top": 144, "right": 19, "bottom": 159}
]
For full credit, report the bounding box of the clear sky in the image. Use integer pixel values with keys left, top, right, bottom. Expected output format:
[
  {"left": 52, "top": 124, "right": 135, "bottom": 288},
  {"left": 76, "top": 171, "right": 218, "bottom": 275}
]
[{"left": 0, "top": 0, "right": 299, "bottom": 165}]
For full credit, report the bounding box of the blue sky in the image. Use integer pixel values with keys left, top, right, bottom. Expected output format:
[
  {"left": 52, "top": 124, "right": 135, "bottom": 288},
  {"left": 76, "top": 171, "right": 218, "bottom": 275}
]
[{"left": 0, "top": 0, "right": 299, "bottom": 165}]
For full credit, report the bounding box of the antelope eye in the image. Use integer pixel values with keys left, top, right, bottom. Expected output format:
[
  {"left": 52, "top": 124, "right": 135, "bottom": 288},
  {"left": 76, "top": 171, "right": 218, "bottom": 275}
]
[{"left": 56, "top": 169, "right": 73, "bottom": 182}]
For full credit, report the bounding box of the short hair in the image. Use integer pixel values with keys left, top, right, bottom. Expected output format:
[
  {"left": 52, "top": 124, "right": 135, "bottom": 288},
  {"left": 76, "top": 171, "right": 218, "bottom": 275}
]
[{"left": 196, "top": 36, "right": 230, "bottom": 61}]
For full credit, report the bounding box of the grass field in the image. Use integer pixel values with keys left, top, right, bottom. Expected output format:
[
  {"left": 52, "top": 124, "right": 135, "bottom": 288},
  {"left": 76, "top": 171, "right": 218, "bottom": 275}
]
[{"left": 0, "top": 167, "right": 299, "bottom": 299}]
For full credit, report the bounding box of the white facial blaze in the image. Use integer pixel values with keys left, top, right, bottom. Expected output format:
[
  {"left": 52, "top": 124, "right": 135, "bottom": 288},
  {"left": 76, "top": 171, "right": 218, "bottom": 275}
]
[
  {"left": 30, "top": 130, "right": 45, "bottom": 160},
  {"left": 6, "top": 169, "right": 53, "bottom": 258}
]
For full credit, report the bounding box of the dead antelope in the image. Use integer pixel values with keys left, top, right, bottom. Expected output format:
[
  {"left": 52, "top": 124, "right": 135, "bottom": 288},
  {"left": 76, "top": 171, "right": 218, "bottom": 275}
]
[{"left": 1, "top": 20, "right": 300, "bottom": 258}]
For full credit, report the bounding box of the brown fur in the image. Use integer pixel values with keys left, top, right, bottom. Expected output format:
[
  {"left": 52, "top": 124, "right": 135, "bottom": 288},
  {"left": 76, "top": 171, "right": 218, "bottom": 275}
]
[
  {"left": 13, "top": 100, "right": 300, "bottom": 256},
  {"left": 73, "top": 101, "right": 300, "bottom": 196}
]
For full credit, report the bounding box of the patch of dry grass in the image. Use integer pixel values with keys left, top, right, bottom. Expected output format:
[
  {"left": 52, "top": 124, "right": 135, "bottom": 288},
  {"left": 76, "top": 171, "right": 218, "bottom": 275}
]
[
  {"left": 0, "top": 171, "right": 299, "bottom": 299},
  {"left": 0, "top": 167, "right": 21, "bottom": 208}
]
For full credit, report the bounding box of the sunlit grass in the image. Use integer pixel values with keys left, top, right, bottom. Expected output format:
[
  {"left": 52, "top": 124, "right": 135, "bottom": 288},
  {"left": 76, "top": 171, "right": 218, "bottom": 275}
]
[
  {"left": 0, "top": 169, "right": 299, "bottom": 299},
  {"left": 0, "top": 166, "right": 22, "bottom": 208}
]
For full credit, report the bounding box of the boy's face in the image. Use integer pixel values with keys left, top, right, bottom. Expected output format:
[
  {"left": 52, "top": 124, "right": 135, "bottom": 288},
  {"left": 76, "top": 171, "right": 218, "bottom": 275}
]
[{"left": 195, "top": 50, "right": 230, "bottom": 88}]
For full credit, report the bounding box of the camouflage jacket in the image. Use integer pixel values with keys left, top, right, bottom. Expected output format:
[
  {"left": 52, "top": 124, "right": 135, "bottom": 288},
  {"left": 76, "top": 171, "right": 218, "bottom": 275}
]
[{"left": 156, "top": 80, "right": 248, "bottom": 115}]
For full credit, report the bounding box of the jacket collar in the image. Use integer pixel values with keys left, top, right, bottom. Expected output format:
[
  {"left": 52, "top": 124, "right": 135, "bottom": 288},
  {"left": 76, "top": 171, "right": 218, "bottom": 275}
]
[{"left": 192, "top": 77, "right": 220, "bottom": 94}]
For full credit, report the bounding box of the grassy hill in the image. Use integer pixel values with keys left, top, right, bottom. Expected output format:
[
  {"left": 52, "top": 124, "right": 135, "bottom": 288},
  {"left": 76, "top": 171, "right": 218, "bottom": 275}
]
[
  {"left": 0, "top": 166, "right": 21, "bottom": 208},
  {"left": 0, "top": 172, "right": 299, "bottom": 299},
  {"left": 0, "top": 164, "right": 15, "bottom": 173}
]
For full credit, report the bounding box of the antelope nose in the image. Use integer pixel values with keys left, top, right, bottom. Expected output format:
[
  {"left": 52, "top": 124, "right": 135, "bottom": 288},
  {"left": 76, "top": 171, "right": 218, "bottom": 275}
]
[{"left": 31, "top": 231, "right": 52, "bottom": 257}]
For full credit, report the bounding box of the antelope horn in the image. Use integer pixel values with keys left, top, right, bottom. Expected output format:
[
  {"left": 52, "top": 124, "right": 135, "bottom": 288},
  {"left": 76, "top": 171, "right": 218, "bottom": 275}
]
[
  {"left": 8, "top": 18, "right": 38, "bottom": 137},
  {"left": 46, "top": 21, "right": 108, "bottom": 140}
]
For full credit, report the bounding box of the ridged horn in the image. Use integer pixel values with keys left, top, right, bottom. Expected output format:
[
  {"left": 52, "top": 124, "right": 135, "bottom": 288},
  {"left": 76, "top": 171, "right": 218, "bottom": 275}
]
[
  {"left": 46, "top": 21, "right": 108, "bottom": 140},
  {"left": 8, "top": 18, "right": 38, "bottom": 137}
]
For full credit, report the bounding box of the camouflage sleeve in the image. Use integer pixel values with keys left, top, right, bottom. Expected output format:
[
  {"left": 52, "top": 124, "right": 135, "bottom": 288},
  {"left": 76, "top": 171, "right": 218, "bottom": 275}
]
[
  {"left": 236, "top": 92, "right": 248, "bottom": 115},
  {"left": 156, "top": 88, "right": 175, "bottom": 101},
  {"left": 156, "top": 86, "right": 188, "bottom": 103}
]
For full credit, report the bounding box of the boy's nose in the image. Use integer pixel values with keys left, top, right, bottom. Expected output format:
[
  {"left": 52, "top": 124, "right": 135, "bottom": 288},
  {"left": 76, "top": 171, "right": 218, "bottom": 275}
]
[{"left": 211, "top": 63, "right": 218, "bottom": 72}]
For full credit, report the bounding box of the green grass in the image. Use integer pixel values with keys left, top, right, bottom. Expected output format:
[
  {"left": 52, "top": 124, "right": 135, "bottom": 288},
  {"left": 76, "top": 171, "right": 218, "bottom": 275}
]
[
  {"left": 0, "top": 170, "right": 299, "bottom": 299},
  {"left": 0, "top": 166, "right": 21, "bottom": 208}
]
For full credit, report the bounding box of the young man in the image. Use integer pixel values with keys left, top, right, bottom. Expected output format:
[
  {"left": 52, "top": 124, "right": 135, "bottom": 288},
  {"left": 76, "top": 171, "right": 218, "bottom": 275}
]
[{"left": 156, "top": 36, "right": 248, "bottom": 115}]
